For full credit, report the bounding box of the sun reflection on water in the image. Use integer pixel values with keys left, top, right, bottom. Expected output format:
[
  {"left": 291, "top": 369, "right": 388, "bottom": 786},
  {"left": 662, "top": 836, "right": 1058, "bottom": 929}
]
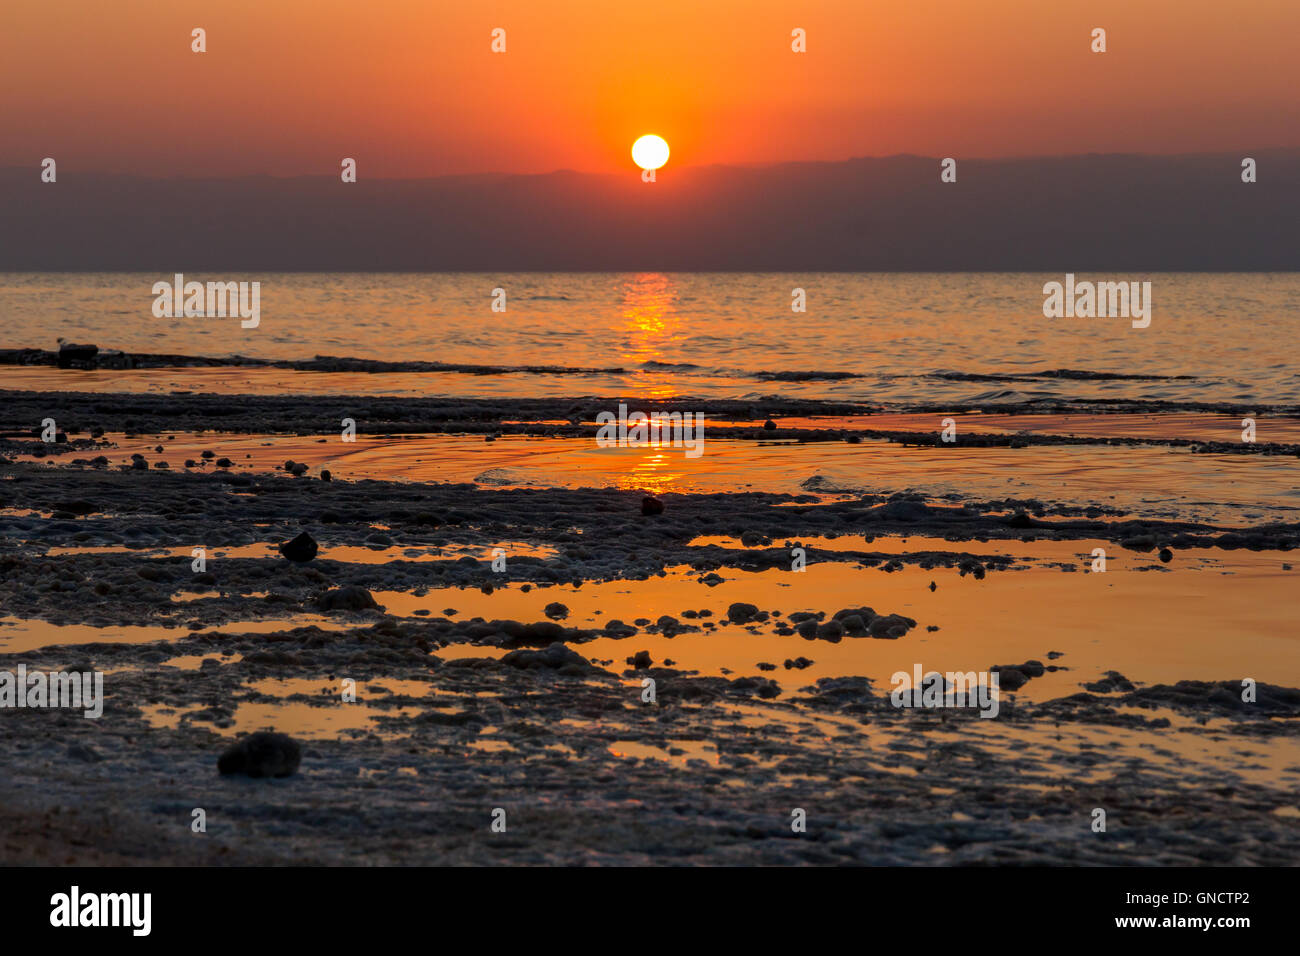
[
  {"left": 611, "top": 273, "right": 694, "bottom": 492},
  {"left": 620, "top": 272, "right": 683, "bottom": 400},
  {"left": 614, "top": 448, "right": 684, "bottom": 495}
]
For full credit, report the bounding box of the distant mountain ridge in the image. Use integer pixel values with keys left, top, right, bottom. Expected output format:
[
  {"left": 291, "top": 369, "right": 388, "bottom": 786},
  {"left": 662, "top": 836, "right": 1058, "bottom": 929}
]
[{"left": 2, "top": 151, "right": 1297, "bottom": 270}]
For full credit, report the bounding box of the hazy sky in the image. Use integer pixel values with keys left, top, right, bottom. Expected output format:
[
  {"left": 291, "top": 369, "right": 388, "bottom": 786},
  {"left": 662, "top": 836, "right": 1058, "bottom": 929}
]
[{"left": 3, "top": 0, "right": 1297, "bottom": 177}]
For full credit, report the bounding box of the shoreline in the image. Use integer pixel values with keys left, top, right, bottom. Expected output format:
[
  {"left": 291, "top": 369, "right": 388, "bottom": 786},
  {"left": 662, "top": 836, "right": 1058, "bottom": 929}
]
[{"left": 1, "top": 381, "right": 1297, "bottom": 864}]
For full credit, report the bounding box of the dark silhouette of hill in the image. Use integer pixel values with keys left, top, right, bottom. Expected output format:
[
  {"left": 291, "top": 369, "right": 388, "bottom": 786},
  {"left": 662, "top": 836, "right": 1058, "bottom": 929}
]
[{"left": 2, "top": 151, "right": 1296, "bottom": 270}]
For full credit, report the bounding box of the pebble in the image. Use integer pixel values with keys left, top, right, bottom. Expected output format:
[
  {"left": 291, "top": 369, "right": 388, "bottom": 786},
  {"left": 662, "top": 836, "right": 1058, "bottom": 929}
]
[
  {"left": 279, "top": 530, "right": 319, "bottom": 562},
  {"left": 217, "top": 732, "right": 302, "bottom": 778}
]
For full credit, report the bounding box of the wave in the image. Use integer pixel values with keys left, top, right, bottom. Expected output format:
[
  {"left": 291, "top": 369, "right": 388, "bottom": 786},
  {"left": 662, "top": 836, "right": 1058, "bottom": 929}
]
[
  {"left": 752, "top": 370, "right": 864, "bottom": 381},
  {"left": 929, "top": 368, "right": 1199, "bottom": 383},
  {"left": 640, "top": 360, "right": 703, "bottom": 371},
  {"left": 0, "top": 346, "right": 624, "bottom": 377}
]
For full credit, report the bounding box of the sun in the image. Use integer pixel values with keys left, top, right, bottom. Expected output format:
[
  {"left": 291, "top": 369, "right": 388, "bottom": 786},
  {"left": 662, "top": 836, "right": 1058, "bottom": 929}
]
[{"left": 631, "top": 134, "right": 670, "bottom": 171}]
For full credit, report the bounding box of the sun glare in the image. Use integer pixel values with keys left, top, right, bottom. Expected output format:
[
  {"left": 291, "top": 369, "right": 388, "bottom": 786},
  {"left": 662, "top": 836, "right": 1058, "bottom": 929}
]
[{"left": 631, "top": 135, "right": 670, "bottom": 171}]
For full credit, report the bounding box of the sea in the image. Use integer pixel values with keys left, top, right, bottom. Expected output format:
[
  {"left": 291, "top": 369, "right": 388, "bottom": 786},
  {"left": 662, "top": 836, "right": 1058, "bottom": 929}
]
[{"left": 2, "top": 272, "right": 1297, "bottom": 404}]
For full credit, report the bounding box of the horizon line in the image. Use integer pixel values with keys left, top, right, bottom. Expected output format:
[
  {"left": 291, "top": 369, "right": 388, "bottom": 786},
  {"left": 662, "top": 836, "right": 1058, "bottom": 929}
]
[{"left": 4, "top": 148, "right": 1297, "bottom": 182}]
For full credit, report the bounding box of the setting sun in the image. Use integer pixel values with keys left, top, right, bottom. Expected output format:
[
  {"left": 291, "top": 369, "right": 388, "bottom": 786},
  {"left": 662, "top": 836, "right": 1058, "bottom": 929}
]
[{"left": 631, "top": 134, "right": 669, "bottom": 171}]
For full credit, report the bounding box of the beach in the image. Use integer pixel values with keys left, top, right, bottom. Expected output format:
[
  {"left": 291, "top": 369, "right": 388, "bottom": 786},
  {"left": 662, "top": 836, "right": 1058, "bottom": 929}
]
[{"left": 1, "top": 272, "right": 1297, "bottom": 864}]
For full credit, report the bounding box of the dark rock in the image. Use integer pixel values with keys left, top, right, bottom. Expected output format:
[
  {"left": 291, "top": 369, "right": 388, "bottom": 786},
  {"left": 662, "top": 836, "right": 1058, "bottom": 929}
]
[
  {"left": 868, "top": 613, "right": 916, "bottom": 639},
  {"left": 1083, "top": 670, "right": 1136, "bottom": 693},
  {"left": 217, "top": 731, "right": 302, "bottom": 778},
  {"left": 729, "top": 676, "right": 781, "bottom": 699},
  {"left": 603, "top": 619, "right": 638, "bottom": 637},
  {"left": 57, "top": 342, "right": 98, "bottom": 368},
  {"left": 1120, "top": 679, "right": 1300, "bottom": 717},
  {"left": 544, "top": 602, "right": 569, "bottom": 620},
  {"left": 994, "top": 667, "right": 1029, "bottom": 690},
  {"left": 501, "top": 642, "right": 596, "bottom": 675},
  {"left": 727, "top": 601, "right": 759, "bottom": 623},
  {"left": 816, "top": 621, "right": 845, "bottom": 641},
  {"left": 279, "top": 530, "right": 319, "bottom": 562},
  {"left": 317, "top": 586, "right": 380, "bottom": 612},
  {"left": 627, "top": 650, "right": 653, "bottom": 669},
  {"left": 497, "top": 620, "right": 567, "bottom": 646},
  {"left": 641, "top": 496, "right": 664, "bottom": 516},
  {"left": 833, "top": 607, "right": 877, "bottom": 635},
  {"left": 810, "top": 676, "right": 875, "bottom": 702},
  {"left": 991, "top": 658, "right": 1050, "bottom": 690}
]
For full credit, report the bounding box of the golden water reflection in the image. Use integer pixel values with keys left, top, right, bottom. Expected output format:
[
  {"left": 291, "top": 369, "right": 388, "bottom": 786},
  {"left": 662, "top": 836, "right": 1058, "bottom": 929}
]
[
  {"left": 615, "top": 273, "right": 693, "bottom": 490},
  {"left": 620, "top": 272, "right": 683, "bottom": 400}
]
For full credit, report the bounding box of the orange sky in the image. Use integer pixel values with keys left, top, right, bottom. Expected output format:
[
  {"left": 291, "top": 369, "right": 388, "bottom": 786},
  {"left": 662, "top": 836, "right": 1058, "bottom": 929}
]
[{"left": 2, "top": 0, "right": 1297, "bottom": 177}]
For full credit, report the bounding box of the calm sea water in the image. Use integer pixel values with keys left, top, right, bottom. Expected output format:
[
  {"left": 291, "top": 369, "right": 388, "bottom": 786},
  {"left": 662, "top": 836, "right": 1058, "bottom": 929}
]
[{"left": 2, "top": 272, "right": 1298, "bottom": 404}]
